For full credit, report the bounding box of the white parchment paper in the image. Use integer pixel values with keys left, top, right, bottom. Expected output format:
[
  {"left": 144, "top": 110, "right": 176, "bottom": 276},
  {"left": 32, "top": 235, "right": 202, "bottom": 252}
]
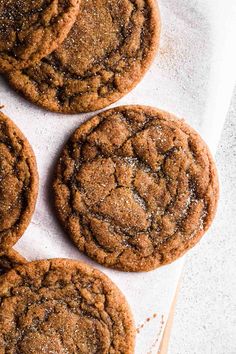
[{"left": 0, "top": 1, "right": 236, "bottom": 352}]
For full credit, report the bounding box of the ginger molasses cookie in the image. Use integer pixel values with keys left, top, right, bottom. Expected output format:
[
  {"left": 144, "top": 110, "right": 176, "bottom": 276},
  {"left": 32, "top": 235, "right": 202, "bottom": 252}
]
[
  {"left": 53, "top": 106, "right": 219, "bottom": 272},
  {"left": 0, "top": 112, "right": 38, "bottom": 250},
  {"left": 0, "top": 259, "right": 135, "bottom": 353},
  {"left": 0, "top": 248, "right": 26, "bottom": 275},
  {"left": 7, "top": 0, "right": 160, "bottom": 113},
  {"left": 0, "top": 0, "right": 80, "bottom": 72}
]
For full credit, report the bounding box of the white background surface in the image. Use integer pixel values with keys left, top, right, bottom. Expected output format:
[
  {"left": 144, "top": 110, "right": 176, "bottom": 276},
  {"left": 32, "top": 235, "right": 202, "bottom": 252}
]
[{"left": 169, "top": 87, "right": 236, "bottom": 354}]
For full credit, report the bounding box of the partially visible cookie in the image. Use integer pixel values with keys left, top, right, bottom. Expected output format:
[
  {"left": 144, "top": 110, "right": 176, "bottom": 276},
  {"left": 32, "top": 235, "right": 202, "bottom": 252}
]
[
  {"left": 0, "top": 0, "right": 80, "bottom": 72},
  {"left": 53, "top": 106, "right": 219, "bottom": 272},
  {"left": 0, "top": 249, "right": 26, "bottom": 275},
  {"left": 0, "top": 259, "right": 135, "bottom": 353},
  {"left": 0, "top": 111, "right": 38, "bottom": 250},
  {"left": 7, "top": 0, "right": 160, "bottom": 113}
]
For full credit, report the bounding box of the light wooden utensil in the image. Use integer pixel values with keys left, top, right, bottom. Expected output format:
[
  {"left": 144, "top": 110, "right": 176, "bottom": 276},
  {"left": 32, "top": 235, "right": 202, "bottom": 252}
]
[{"left": 158, "top": 282, "right": 180, "bottom": 354}]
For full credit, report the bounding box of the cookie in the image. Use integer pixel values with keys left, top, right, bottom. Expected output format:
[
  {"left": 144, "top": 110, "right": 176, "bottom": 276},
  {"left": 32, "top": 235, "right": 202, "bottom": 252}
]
[
  {"left": 7, "top": 0, "right": 160, "bottom": 113},
  {"left": 0, "top": 112, "right": 38, "bottom": 250},
  {"left": 53, "top": 106, "right": 219, "bottom": 272},
  {"left": 0, "top": 0, "right": 80, "bottom": 72},
  {"left": 0, "top": 248, "right": 26, "bottom": 275},
  {"left": 0, "top": 259, "right": 135, "bottom": 353}
]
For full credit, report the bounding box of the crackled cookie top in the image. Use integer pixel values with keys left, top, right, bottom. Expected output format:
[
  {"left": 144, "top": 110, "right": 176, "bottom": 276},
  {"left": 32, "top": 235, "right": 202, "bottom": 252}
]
[
  {"left": 8, "top": 0, "right": 160, "bottom": 113},
  {"left": 0, "top": 249, "right": 26, "bottom": 275},
  {"left": 0, "top": 0, "right": 80, "bottom": 72},
  {"left": 53, "top": 106, "right": 219, "bottom": 272},
  {"left": 0, "top": 112, "right": 38, "bottom": 250},
  {"left": 0, "top": 259, "right": 135, "bottom": 353}
]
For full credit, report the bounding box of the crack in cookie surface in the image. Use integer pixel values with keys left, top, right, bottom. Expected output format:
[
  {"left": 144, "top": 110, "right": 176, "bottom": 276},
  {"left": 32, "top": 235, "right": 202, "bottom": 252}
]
[
  {"left": 7, "top": 0, "right": 160, "bottom": 113},
  {"left": 0, "top": 112, "right": 38, "bottom": 250},
  {"left": 0, "top": 0, "right": 80, "bottom": 72},
  {"left": 0, "top": 259, "right": 135, "bottom": 353},
  {"left": 0, "top": 248, "right": 26, "bottom": 275},
  {"left": 53, "top": 106, "right": 219, "bottom": 271}
]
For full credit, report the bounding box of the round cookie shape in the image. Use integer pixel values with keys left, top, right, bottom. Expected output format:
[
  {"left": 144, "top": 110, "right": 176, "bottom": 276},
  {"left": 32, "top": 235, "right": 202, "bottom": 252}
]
[
  {"left": 53, "top": 106, "right": 219, "bottom": 272},
  {"left": 7, "top": 0, "right": 160, "bottom": 113},
  {"left": 0, "top": 112, "right": 38, "bottom": 250},
  {"left": 0, "top": 259, "right": 135, "bottom": 353},
  {"left": 0, "top": 249, "right": 26, "bottom": 275},
  {"left": 0, "top": 0, "right": 80, "bottom": 72}
]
